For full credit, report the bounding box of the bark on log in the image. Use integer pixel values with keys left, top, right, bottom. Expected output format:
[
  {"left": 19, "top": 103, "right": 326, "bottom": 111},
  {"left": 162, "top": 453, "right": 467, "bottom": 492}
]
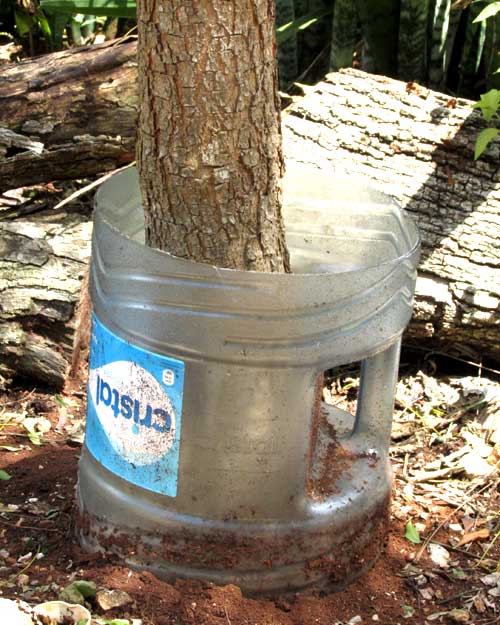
[
  {"left": 0, "top": 39, "right": 137, "bottom": 193},
  {"left": 282, "top": 70, "right": 500, "bottom": 362},
  {"left": 0, "top": 215, "right": 91, "bottom": 388},
  {"left": 1, "top": 43, "right": 498, "bottom": 371}
]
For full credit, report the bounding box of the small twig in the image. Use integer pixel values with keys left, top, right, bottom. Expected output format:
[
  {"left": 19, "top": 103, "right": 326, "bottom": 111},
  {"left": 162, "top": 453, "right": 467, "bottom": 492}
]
[
  {"left": 0, "top": 548, "right": 40, "bottom": 587},
  {"left": 111, "top": 25, "right": 138, "bottom": 47},
  {"left": 414, "top": 462, "right": 500, "bottom": 562},
  {"left": 436, "top": 588, "right": 479, "bottom": 605},
  {"left": 411, "top": 465, "right": 462, "bottom": 483},
  {"left": 430, "top": 540, "right": 485, "bottom": 561},
  {"left": 437, "top": 397, "right": 490, "bottom": 428},
  {"left": 52, "top": 161, "right": 136, "bottom": 211},
  {"left": 286, "top": 44, "right": 329, "bottom": 92},
  {"left": 477, "top": 618, "right": 500, "bottom": 625},
  {"left": 0, "top": 518, "right": 60, "bottom": 532},
  {"left": 475, "top": 525, "right": 500, "bottom": 567},
  {"left": 0, "top": 389, "right": 36, "bottom": 408},
  {"left": 410, "top": 345, "right": 500, "bottom": 377},
  {"left": 403, "top": 452, "right": 409, "bottom": 478}
]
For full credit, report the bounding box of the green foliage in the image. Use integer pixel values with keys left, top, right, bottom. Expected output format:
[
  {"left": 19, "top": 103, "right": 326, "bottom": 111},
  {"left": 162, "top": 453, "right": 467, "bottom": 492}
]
[
  {"left": 357, "top": 0, "right": 400, "bottom": 76},
  {"left": 276, "top": 7, "right": 333, "bottom": 45},
  {"left": 474, "top": 128, "right": 499, "bottom": 159},
  {"left": 474, "top": 1, "right": 500, "bottom": 23},
  {"left": 325, "top": 0, "right": 500, "bottom": 100},
  {"left": 473, "top": 88, "right": 500, "bottom": 121},
  {"left": 404, "top": 520, "right": 421, "bottom": 544},
  {"left": 3, "top": 0, "right": 499, "bottom": 104},
  {"left": 276, "top": 0, "right": 298, "bottom": 88},
  {"left": 40, "top": 0, "right": 136, "bottom": 18},
  {"left": 398, "top": 0, "right": 430, "bottom": 82},
  {"left": 471, "top": 3, "right": 500, "bottom": 160},
  {"left": 429, "top": 0, "right": 451, "bottom": 89},
  {"left": 330, "top": 0, "right": 359, "bottom": 71},
  {"left": 59, "top": 579, "right": 97, "bottom": 604}
]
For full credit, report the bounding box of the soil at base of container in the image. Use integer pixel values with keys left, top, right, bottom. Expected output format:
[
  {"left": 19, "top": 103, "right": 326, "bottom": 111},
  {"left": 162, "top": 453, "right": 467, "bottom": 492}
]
[{"left": 1, "top": 383, "right": 496, "bottom": 625}]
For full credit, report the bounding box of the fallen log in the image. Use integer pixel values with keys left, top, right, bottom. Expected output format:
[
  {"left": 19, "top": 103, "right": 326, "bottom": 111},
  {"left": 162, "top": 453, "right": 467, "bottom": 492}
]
[
  {"left": 282, "top": 70, "right": 500, "bottom": 362},
  {"left": 0, "top": 46, "right": 498, "bottom": 387},
  {"left": 0, "top": 38, "right": 137, "bottom": 193},
  {"left": 0, "top": 215, "right": 91, "bottom": 388}
]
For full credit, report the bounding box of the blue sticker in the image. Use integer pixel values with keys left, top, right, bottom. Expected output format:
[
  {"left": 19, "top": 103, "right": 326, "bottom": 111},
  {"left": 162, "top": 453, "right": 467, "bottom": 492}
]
[{"left": 85, "top": 313, "right": 184, "bottom": 497}]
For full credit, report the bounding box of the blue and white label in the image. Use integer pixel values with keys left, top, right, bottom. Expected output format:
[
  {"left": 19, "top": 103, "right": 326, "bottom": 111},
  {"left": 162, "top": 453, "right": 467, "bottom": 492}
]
[{"left": 85, "top": 313, "right": 184, "bottom": 497}]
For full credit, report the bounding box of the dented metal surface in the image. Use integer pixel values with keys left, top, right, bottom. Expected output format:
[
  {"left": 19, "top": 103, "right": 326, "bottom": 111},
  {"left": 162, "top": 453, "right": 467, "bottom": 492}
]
[{"left": 77, "top": 165, "right": 420, "bottom": 593}]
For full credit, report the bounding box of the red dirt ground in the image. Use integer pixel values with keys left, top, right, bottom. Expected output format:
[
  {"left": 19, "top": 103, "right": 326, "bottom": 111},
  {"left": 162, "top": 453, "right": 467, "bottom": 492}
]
[{"left": 0, "top": 380, "right": 498, "bottom": 625}]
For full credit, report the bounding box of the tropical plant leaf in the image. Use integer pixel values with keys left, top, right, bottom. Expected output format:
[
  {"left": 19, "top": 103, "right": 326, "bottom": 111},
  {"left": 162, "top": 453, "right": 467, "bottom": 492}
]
[
  {"left": 276, "top": 7, "right": 333, "bottom": 45},
  {"left": 482, "top": 5, "right": 500, "bottom": 89},
  {"left": 36, "top": 8, "right": 53, "bottom": 40},
  {"left": 330, "top": 0, "right": 360, "bottom": 71},
  {"left": 429, "top": 0, "right": 451, "bottom": 89},
  {"left": 356, "top": 0, "right": 400, "bottom": 76},
  {"left": 474, "top": 127, "right": 499, "bottom": 159},
  {"left": 398, "top": 0, "right": 430, "bottom": 82},
  {"left": 276, "top": 0, "right": 298, "bottom": 89},
  {"left": 473, "top": 1, "right": 500, "bottom": 23},
  {"left": 458, "top": 2, "right": 489, "bottom": 95},
  {"left": 404, "top": 520, "right": 421, "bottom": 544},
  {"left": 40, "top": 0, "right": 136, "bottom": 19},
  {"left": 14, "top": 7, "right": 31, "bottom": 37},
  {"left": 72, "top": 580, "right": 97, "bottom": 598},
  {"left": 443, "top": 3, "right": 463, "bottom": 79},
  {"left": 49, "top": 10, "right": 70, "bottom": 49}
]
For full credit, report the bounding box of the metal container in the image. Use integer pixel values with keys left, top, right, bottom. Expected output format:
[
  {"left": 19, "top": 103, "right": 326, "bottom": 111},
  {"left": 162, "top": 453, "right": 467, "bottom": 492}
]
[{"left": 77, "top": 164, "right": 420, "bottom": 593}]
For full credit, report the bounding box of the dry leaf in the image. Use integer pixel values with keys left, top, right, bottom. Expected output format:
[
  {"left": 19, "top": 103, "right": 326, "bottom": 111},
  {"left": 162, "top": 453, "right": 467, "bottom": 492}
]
[
  {"left": 448, "top": 608, "right": 470, "bottom": 623},
  {"left": 481, "top": 572, "right": 500, "bottom": 586},
  {"left": 473, "top": 595, "right": 487, "bottom": 613},
  {"left": 419, "top": 587, "right": 434, "bottom": 600},
  {"left": 428, "top": 543, "right": 450, "bottom": 568},
  {"left": 456, "top": 528, "right": 489, "bottom": 547}
]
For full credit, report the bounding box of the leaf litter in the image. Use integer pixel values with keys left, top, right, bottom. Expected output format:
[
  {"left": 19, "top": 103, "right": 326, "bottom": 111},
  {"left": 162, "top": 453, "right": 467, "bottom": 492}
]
[{"left": 0, "top": 359, "right": 498, "bottom": 624}]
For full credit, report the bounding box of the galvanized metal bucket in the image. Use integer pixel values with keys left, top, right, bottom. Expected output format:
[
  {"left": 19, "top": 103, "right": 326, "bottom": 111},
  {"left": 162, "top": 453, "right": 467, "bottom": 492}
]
[{"left": 77, "top": 164, "right": 420, "bottom": 593}]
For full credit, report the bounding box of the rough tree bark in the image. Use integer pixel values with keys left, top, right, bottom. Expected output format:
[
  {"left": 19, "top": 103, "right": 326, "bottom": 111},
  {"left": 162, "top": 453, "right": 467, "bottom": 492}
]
[
  {"left": 0, "top": 39, "right": 137, "bottom": 194},
  {"left": 0, "top": 215, "right": 91, "bottom": 388},
  {"left": 282, "top": 69, "right": 499, "bottom": 360},
  {"left": 136, "top": 0, "right": 289, "bottom": 272}
]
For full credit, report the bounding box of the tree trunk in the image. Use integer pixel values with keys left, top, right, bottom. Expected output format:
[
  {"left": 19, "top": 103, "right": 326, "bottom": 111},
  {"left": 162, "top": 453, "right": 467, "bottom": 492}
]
[
  {"left": 0, "top": 215, "right": 91, "bottom": 388},
  {"left": 136, "top": 0, "right": 289, "bottom": 272},
  {"left": 0, "top": 39, "right": 137, "bottom": 194}
]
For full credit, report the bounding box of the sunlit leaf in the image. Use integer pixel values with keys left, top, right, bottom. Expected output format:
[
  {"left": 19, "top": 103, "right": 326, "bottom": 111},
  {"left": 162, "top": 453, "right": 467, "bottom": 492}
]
[
  {"left": 473, "top": 2, "right": 500, "bottom": 23},
  {"left": 40, "top": 0, "right": 136, "bottom": 19},
  {"left": 404, "top": 520, "right": 421, "bottom": 544},
  {"left": 451, "top": 567, "right": 466, "bottom": 579},
  {"left": 276, "top": 8, "right": 332, "bottom": 45},
  {"left": 473, "top": 88, "right": 500, "bottom": 121},
  {"left": 474, "top": 127, "right": 499, "bottom": 160}
]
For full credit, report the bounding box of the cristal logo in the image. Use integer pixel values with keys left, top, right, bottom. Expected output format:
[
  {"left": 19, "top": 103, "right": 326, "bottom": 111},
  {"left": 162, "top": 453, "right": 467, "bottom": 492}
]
[{"left": 88, "top": 361, "right": 176, "bottom": 466}]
